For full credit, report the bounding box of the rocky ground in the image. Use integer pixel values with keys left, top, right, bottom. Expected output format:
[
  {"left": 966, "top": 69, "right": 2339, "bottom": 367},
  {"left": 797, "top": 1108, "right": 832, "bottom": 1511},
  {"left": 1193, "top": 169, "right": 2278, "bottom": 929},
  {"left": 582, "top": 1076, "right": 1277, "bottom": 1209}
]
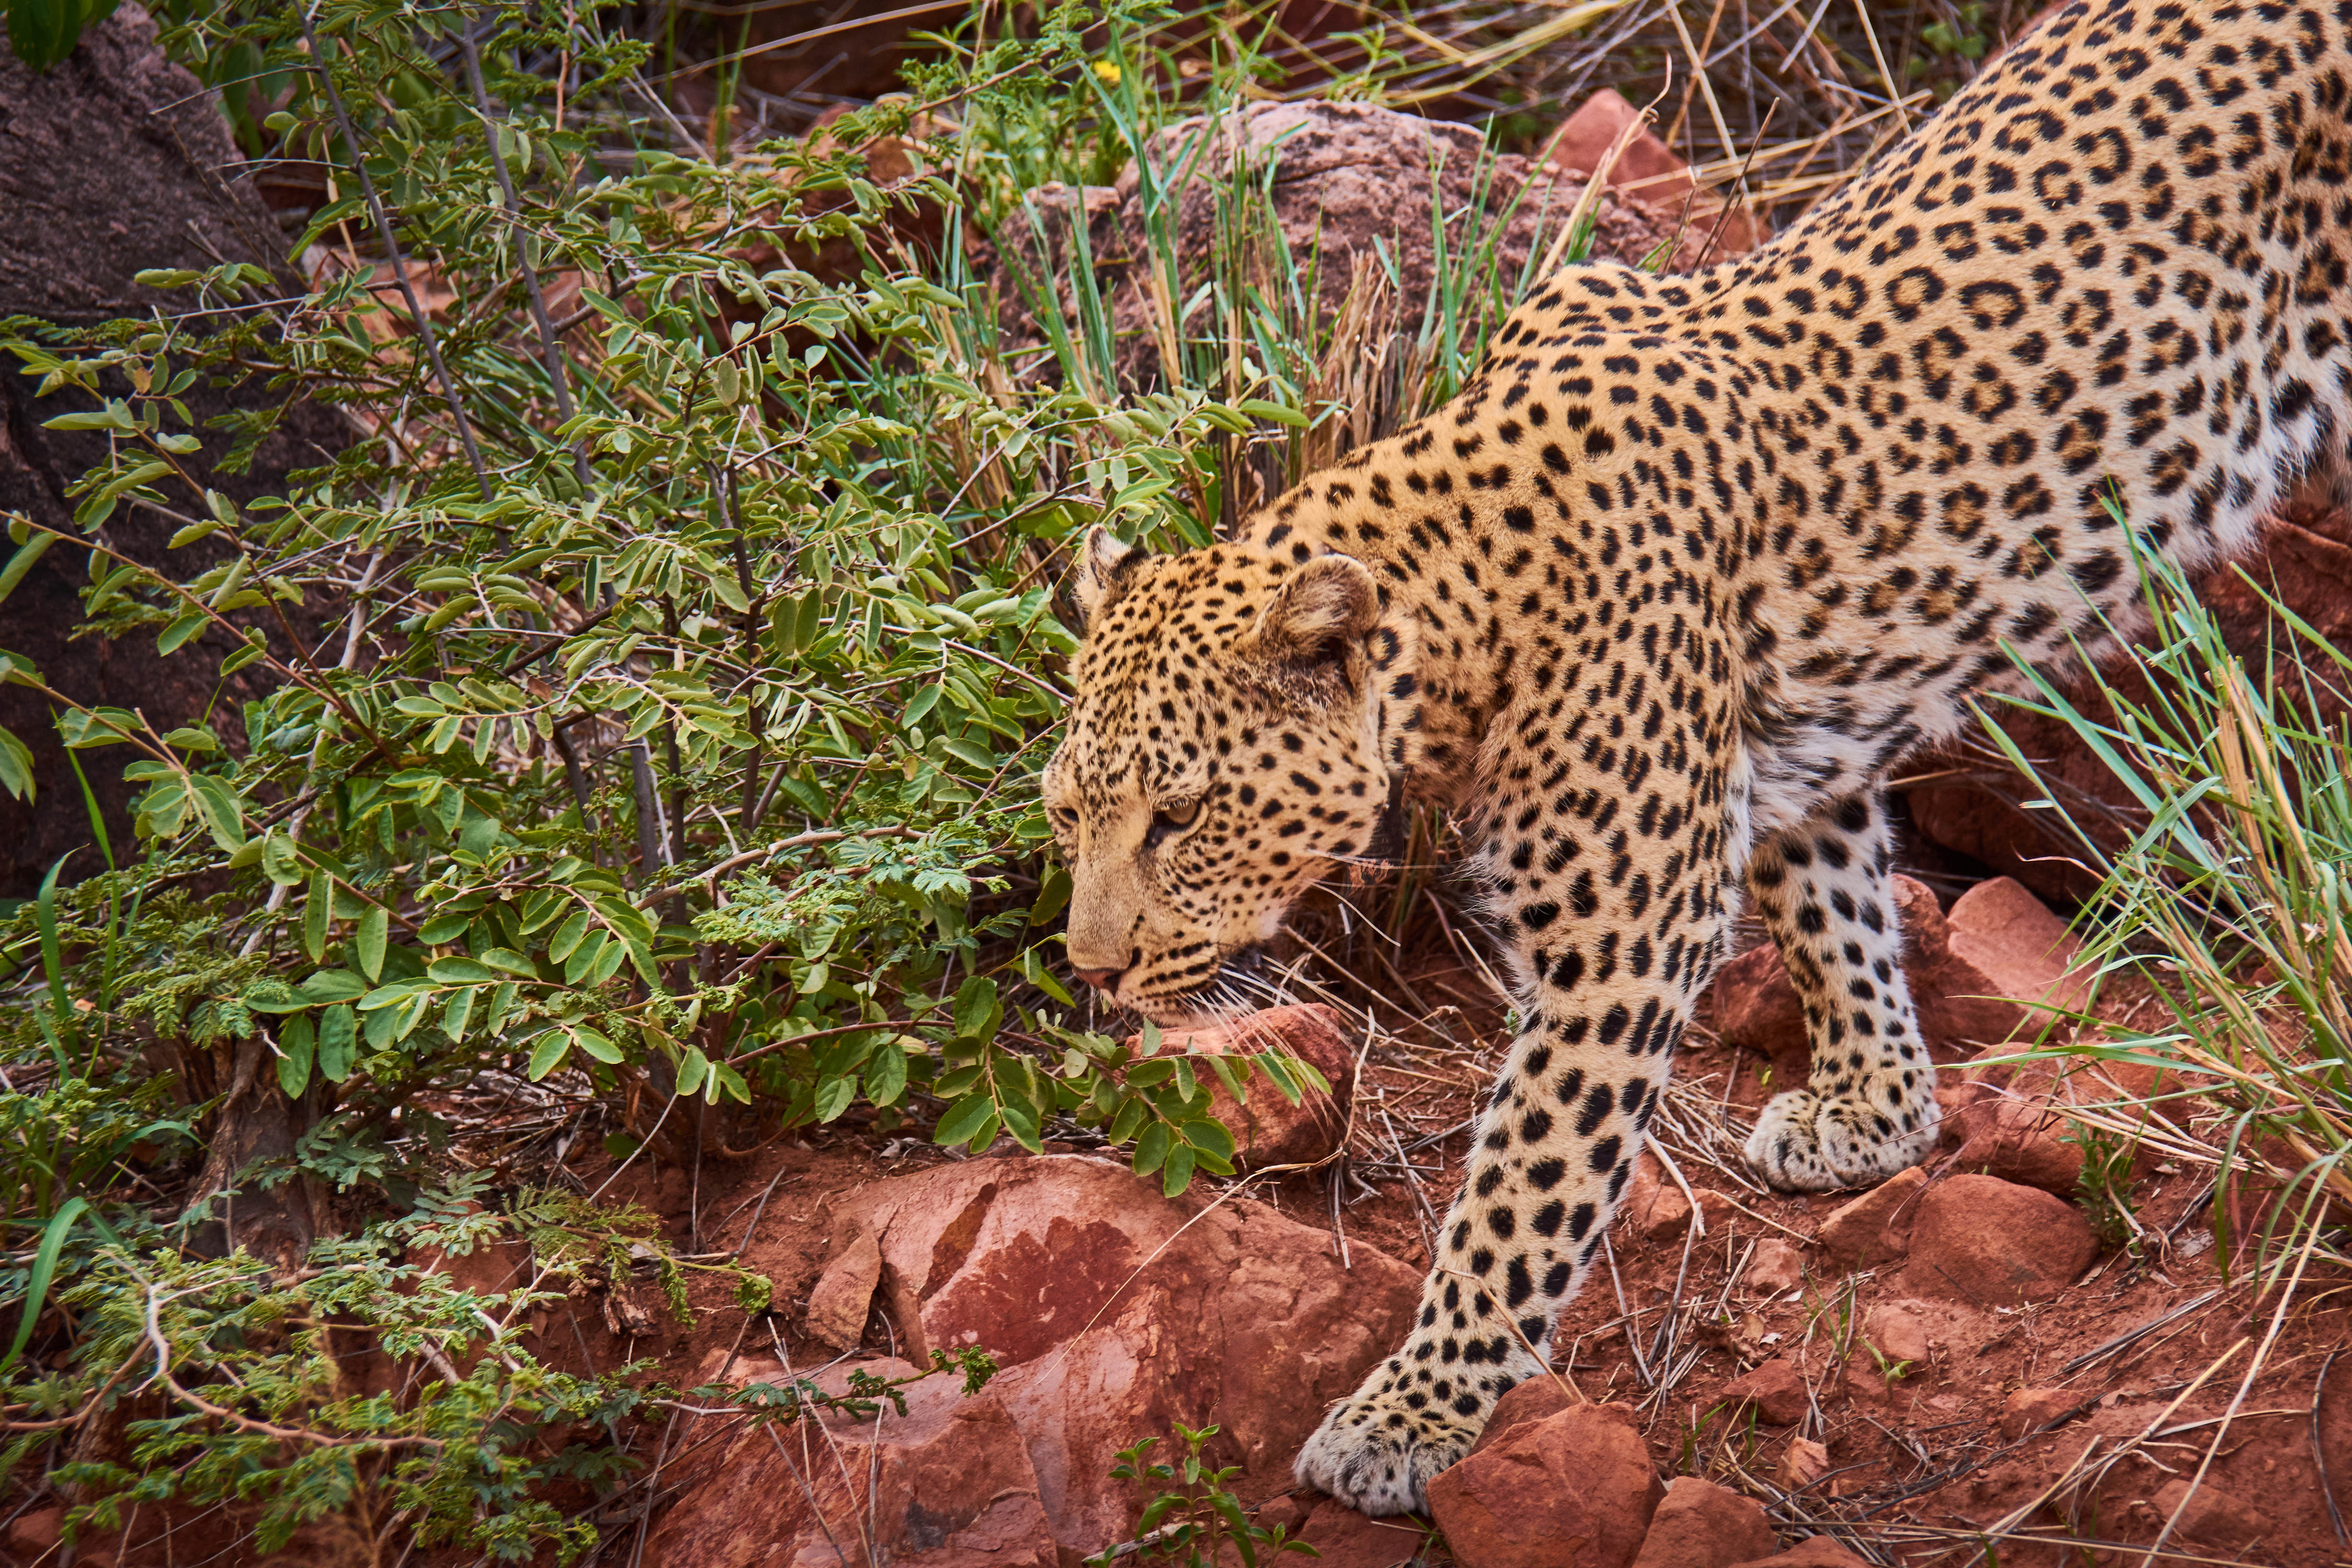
[{"left": 352, "top": 870, "right": 2351, "bottom": 1568}]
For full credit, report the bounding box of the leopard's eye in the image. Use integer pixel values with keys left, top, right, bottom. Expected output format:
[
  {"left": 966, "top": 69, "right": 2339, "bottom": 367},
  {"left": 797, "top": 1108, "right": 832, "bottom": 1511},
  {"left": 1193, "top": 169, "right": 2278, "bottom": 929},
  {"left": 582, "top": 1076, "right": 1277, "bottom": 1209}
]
[{"left": 1145, "top": 798, "right": 1201, "bottom": 848}]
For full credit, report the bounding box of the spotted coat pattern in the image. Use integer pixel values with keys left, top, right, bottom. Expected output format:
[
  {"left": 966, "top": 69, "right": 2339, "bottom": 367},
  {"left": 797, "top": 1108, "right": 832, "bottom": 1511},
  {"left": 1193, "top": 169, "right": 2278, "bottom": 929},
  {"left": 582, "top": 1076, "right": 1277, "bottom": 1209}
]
[{"left": 1043, "top": 0, "right": 2352, "bottom": 1515}]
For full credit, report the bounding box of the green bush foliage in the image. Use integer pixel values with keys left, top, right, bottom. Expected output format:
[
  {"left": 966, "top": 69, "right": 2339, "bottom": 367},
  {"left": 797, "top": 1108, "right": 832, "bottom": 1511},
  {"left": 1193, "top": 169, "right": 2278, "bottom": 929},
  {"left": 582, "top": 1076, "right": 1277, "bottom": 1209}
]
[{"left": 0, "top": 0, "right": 1575, "bottom": 1548}]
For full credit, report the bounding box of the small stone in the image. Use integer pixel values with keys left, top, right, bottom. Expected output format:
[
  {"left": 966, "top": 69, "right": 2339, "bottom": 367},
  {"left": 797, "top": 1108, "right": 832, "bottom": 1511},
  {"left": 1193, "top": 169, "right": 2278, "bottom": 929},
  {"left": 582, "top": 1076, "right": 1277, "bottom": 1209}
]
[
  {"left": 1951, "top": 1097, "right": 2085, "bottom": 1194},
  {"left": 804, "top": 1229, "right": 882, "bottom": 1348},
  {"left": 1426, "top": 1401, "right": 1665, "bottom": 1568},
  {"left": 1630, "top": 1477, "right": 1777, "bottom": 1568},
  {"left": 1774, "top": 1439, "right": 1830, "bottom": 1493},
  {"left": 1732, "top": 1536, "right": 1867, "bottom": 1568},
  {"left": 1901, "top": 1174, "right": 2098, "bottom": 1305},
  {"left": 2000, "top": 1387, "right": 2089, "bottom": 1438},
  {"left": 1717, "top": 1358, "right": 1809, "bottom": 1426},
  {"left": 2150, "top": 1478, "right": 2263, "bottom": 1549},
  {"left": 1622, "top": 1158, "right": 1739, "bottom": 1241},
  {"left": 7, "top": 1507, "right": 62, "bottom": 1555},
  {"left": 1742, "top": 1239, "right": 1805, "bottom": 1294},
  {"left": 1861, "top": 1300, "right": 1931, "bottom": 1366},
  {"left": 1815, "top": 1167, "right": 1929, "bottom": 1267}
]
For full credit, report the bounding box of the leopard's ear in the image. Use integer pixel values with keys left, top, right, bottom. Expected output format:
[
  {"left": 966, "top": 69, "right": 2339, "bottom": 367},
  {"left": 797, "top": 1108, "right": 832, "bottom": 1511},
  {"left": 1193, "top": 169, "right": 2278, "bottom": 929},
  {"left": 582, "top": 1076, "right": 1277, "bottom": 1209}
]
[
  {"left": 1072, "top": 527, "right": 1147, "bottom": 627},
  {"left": 1237, "top": 554, "right": 1381, "bottom": 672}
]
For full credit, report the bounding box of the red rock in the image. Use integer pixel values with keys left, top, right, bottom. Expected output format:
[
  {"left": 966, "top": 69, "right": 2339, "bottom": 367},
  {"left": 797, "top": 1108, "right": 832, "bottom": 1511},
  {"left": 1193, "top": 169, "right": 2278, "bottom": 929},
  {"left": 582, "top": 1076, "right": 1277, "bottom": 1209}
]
[
  {"left": 1630, "top": 1477, "right": 1778, "bottom": 1568},
  {"left": 1950, "top": 1095, "right": 2085, "bottom": 1194},
  {"left": 709, "top": 1156, "right": 1419, "bottom": 1560},
  {"left": 2000, "top": 1386, "right": 2090, "bottom": 1438},
  {"left": 1731, "top": 1537, "right": 1868, "bottom": 1568},
  {"left": 1286, "top": 1498, "right": 1441, "bottom": 1568},
  {"left": 1466, "top": 1375, "right": 1578, "bottom": 1452},
  {"left": 1426, "top": 1401, "right": 1664, "bottom": 1568},
  {"left": 1622, "top": 1154, "right": 1739, "bottom": 1240},
  {"left": 1705, "top": 877, "right": 2062, "bottom": 1074},
  {"left": 1133, "top": 1004, "right": 1357, "bottom": 1170},
  {"left": 1861, "top": 1301, "right": 1932, "bottom": 1367},
  {"left": 1742, "top": 1239, "right": 1806, "bottom": 1294},
  {"left": 649, "top": 1366, "right": 1059, "bottom": 1568},
  {"left": 803, "top": 1228, "right": 882, "bottom": 1348},
  {"left": 1539, "top": 90, "right": 1768, "bottom": 252},
  {"left": 1715, "top": 1358, "right": 1809, "bottom": 1426},
  {"left": 7, "top": 1506, "right": 62, "bottom": 1555},
  {"left": 1814, "top": 1167, "right": 1928, "bottom": 1266},
  {"left": 1900, "top": 1174, "right": 2098, "bottom": 1305},
  {"left": 2150, "top": 1477, "right": 2265, "bottom": 1551}
]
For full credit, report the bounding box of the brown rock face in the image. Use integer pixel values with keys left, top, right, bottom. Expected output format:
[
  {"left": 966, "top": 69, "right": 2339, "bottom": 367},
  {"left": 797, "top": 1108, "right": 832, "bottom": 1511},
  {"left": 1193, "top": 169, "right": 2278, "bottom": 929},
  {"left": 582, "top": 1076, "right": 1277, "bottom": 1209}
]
[
  {"left": 1126, "top": 1003, "right": 1357, "bottom": 1170},
  {"left": 1622, "top": 1154, "right": 1740, "bottom": 1240},
  {"left": 1629, "top": 1477, "right": 1778, "bottom": 1568},
  {"left": 1901, "top": 492, "right": 2352, "bottom": 906},
  {"left": 1714, "top": 1358, "right": 1809, "bottom": 1426},
  {"left": 1814, "top": 1167, "right": 1929, "bottom": 1266},
  {"left": 988, "top": 97, "right": 1764, "bottom": 437},
  {"left": 1425, "top": 1401, "right": 1665, "bottom": 1568},
  {"left": 1900, "top": 1174, "right": 2098, "bottom": 1305},
  {"left": 685, "top": 1156, "right": 1420, "bottom": 1561},
  {"left": 1703, "top": 878, "right": 2087, "bottom": 1076},
  {"left": 650, "top": 1364, "right": 1059, "bottom": 1568}
]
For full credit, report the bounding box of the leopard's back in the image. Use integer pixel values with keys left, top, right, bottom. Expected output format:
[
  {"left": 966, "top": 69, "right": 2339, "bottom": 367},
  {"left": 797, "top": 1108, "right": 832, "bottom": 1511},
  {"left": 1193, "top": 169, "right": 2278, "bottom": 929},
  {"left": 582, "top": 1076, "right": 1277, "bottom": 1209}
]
[{"left": 1249, "top": 0, "right": 2352, "bottom": 832}]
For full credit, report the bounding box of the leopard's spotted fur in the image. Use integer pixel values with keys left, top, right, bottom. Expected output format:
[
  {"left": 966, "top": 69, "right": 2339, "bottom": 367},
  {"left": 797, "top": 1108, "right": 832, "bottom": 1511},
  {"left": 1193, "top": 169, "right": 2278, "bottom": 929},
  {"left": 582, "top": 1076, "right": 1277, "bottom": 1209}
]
[{"left": 1044, "top": 0, "right": 2352, "bottom": 1514}]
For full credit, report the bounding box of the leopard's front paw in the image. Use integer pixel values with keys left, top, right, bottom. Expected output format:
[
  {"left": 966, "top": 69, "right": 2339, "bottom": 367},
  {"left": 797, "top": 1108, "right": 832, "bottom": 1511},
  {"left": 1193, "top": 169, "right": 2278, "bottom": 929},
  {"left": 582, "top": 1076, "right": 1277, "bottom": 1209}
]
[
  {"left": 1293, "top": 1351, "right": 1533, "bottom": 1514},
  {"left": 1745, "top": 1086, "right": 1938, "bottom": 1192}
]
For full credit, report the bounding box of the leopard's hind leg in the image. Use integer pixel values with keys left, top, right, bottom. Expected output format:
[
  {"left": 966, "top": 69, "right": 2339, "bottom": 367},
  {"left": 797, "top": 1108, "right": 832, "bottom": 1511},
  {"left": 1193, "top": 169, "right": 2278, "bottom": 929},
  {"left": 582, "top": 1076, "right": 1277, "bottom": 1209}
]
[{"left": 1742, "top": 789, "right": 1941, "bottom": 1191}]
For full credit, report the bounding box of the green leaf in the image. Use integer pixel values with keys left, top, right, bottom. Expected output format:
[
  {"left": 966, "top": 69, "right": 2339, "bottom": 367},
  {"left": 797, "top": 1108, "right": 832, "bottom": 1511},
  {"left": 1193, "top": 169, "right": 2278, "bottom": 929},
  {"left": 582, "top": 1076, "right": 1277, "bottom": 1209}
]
[
  {"left": 427, "top": 956, "right": 497, "bottom": 983},
  {"left": 298, "top": 969, "right": 366, "bottom": 1005},
  {"left": 1160, "top": 1142, "right": 1196, "bottom": 1197},
  {"left": 156, "top": 613, "right": 207, "bottom": 655},
  {"left": 932, "top": 1093, "right": 996, "bottom": 1147},
  {"left": 354, "top": 905, "right": 388, "bottom": 981},
  {"left": 317, "top": 1004, "right": 358, "bottom": 1081},
  {"left": 260, "top": 829, "right": 305, "bottom": 886},
  {"left": 1, "top": 1198, "right": 87, "bottom": 1375},
  {"left": 277, "top": 1014, "right": 316, "bottom": 1099},
  {"left": 526, "top": 1030, "right": 571, "bottom": 1080},
  {"left": 677, "top": 1046, "right": 710, "bottom": 1098},
  {"left": 546, "top": 909, "right": 590, "bottom": 962},
  {"left": 189, "top": 774, "right": 245, "bottom": 851},
  {"left": 1133, "top": 1120, "right": 1172, "bottom": 1176},
  {"left": 813, "top": 1073, "right": 856, "bottom": 1123},
  {"left": 417, "top": 911, "right": 471, "bottom": 945},
  {"left": 0, "top": 532, "right": 55, "bottom": 610},
  {"left": 0, "top": 725, "right": 30, "bottom": 803},
  {"left": 572, "top": 1024, "right": 624, "bottom": 1064},
  {"left": 952, "top": 975, "right": 1001, "bottom": 1041},
  {"left": 865, "top": 1043, "right": 909, "bottom": 1107},
  {"left": 303, "top": 870, "right": 332, "bottom": 963}
]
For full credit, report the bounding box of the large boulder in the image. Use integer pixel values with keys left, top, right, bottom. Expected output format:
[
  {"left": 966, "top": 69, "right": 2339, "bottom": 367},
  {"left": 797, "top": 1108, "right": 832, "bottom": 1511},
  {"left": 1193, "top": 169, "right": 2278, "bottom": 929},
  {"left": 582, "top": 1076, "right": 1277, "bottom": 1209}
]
[
  {"left": 987, "top": 96, "right": 1765, "bottom": 433},
  {"left": 0, "top": 5, "right": 339, "bottom": 898},
  {"left": 657, "top": 1155, "right": 1420, "bottom": 1563}
]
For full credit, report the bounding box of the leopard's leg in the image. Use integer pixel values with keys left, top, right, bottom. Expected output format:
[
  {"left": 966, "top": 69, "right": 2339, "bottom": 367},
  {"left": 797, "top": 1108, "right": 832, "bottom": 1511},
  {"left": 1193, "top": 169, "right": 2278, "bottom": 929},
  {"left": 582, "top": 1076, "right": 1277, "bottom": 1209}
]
[
  {"left": 1740, "top": 788, "right": 1941, "bottom": 1191},
  {"left": 1294, "top": 783, "right": 1735, "bottom": 1514}
]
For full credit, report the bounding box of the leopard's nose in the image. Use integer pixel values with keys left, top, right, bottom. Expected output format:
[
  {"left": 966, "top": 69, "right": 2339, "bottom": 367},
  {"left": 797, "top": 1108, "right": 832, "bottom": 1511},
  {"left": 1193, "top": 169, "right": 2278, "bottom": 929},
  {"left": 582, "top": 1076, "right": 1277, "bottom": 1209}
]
[{"left": 1074, "top": 966, "right": 1124, "bottom": 993}]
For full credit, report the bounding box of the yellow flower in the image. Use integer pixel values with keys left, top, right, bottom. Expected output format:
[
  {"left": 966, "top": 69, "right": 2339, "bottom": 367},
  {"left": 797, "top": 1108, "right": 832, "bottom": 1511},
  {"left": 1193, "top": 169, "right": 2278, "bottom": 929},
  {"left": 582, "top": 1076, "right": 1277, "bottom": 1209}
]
[{"left": 1092, "top": 59, "right": 1121, "bottom": 85}]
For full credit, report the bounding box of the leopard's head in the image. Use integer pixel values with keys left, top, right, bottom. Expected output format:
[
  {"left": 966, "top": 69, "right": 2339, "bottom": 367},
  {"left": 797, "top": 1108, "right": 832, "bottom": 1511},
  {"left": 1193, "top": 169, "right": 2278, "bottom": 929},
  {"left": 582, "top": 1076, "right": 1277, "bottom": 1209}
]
[{"left": 1043, "top": 528, "right": 1401, "bottom": 1025}]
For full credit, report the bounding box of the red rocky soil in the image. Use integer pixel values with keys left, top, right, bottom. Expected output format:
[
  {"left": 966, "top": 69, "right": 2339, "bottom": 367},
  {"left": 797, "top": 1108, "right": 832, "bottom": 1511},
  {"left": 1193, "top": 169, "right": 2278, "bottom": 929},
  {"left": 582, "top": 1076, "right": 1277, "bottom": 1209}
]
[{"left": 258, "top": 866, "right": 2343, "bottom": 1568}]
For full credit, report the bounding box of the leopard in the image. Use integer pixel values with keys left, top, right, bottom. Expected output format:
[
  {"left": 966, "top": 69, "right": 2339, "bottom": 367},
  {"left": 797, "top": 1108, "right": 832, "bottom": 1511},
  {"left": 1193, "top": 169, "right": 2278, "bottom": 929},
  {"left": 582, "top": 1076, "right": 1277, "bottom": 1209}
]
[{"left": 1041, "top": 0, "right": 2352, "bottom": 1516}]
